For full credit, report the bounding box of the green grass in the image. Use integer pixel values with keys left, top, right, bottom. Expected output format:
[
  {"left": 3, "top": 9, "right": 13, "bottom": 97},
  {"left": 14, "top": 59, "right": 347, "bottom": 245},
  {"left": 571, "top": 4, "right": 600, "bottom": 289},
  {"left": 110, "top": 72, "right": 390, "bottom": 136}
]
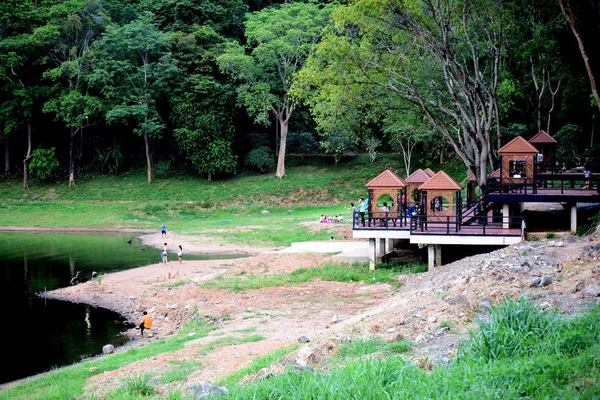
[
  {"left": 220, "top": 298, "right": 600, "bottom": 399},
  {"left": 201, "top": 262, "right": 427, "bottom": 292},
  {"left": 200, "top": 334, "right": 265, "bottom": 353},
  {"left": 0, "top": 154, "right": 465, "bottom": 246},
  {"left": 0, "top": 317, "right": 215, "bottom": 400}
]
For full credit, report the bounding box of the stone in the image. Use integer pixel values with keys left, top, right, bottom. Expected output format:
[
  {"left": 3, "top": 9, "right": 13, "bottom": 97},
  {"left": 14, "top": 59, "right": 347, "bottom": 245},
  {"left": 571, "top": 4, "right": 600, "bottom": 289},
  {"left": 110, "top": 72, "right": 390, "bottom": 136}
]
[
  {"left": 295, "top": 345, "right": 317, "bottom": 368},
  {"left": 447, "top": 295, "right": 468, "bottom": 305},
  {"left": 479, "top": 299, "right": 492, "bottom": 310},
  {"left": 297, "top": 335, "right": 310, "bottom": 343},
  {"left": 386, "top": 327, "right": 397, "bottom": 333},
  {"left": 582, "top": 286, "right": 600, "bottom": 298},
  {"left": 193, "top": 382, "right": 228, "bottom": 400},
  {"left": 102, "top": 344, "right": 115, "bottom": 355},
  {"left": 548, "top": 241, "right": 564, "bottom": 247},
  {"left": 200, "top": 298, "right": 207, "bottom": 302},
  {"left": 508, "top": 266, "right": 524, "bottom": 273},
  {"left": 331, "top": 314, "right": 341, "bottom": 323},
  {"left": 89, "top": 367, "right": 99, "bottom": 373},
  {"left": 260, "top": 210, "right": 270, "bottom": 215},
  {"left": 532, "top": 276, "right": 553, "bottom": 287},
  {"left": 566, "top": 236, "right": 576, "bottom": 243}
]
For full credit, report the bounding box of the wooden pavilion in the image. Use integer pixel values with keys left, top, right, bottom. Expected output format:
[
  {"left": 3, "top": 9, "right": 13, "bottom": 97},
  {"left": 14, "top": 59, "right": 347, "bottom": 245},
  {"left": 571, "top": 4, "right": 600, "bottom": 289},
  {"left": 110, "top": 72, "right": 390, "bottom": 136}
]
[
  {"left": 498, "top": 136, "right": 539, "bottom": 188},
  {"left": 366, "top": 169, "right": 407, "bottom": 220},
  {"left": 529, "top": 130, "right": 557, "bottom": 171},
  {"left": 466, "top": 171, "right": 478, "bottom": 203},
  {"left": 418, "top": 171, "right": 463, "bottom": 222},
  {"left": 424, "top": 168, "right": 435, "bottom": 177},
  {"left": 405, "top": 169, "right": 431, "bottom": 205}
]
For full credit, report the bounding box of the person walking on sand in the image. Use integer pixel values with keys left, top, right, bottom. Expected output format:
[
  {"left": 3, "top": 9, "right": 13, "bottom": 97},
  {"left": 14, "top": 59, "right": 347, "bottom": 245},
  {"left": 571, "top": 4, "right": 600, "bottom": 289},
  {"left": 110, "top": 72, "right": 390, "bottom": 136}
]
[
  {"left": 135, "top": 311, "right": 152, "bottom": 337},
  {"left": 177, "top": 245, "right": 183, "bottom": 264},
  {"left": 161, "top": 222, "right": 167, "bottom": 238},
  {"left": 162, "top": 243, "right": 168, "bottom": 264}
]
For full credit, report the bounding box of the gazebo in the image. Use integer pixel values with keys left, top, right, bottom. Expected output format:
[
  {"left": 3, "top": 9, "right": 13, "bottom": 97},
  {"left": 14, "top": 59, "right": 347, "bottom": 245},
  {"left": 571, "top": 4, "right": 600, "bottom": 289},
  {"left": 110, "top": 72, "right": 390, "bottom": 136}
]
[
  {"left": 466, "top": 171, "right": 478, "bottom": 203},
  {"left": 405, "top": 169, "right": 431, "bottom": 206},
  {"left": 366, "top": 169, "right": 407, "bottom": 222},
  {"left": 418, "top": 171, "right": 463, "bottom": 222},
  {"left": 529, "top": 130, "right": 557, "bottom": 171},
  {"left": 498, "top": 136, "right": 539, "bottom": 188},
  {"left": 424, "top": 168, "right": 435, "bottom": 177}
]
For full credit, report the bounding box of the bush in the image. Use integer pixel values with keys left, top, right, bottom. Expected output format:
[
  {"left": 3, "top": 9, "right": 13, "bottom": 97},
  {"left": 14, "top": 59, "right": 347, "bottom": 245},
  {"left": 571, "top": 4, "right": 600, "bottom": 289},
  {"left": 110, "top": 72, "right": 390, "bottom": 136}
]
[
  {"left": 287, "top": 131, "right": 320, "bottom": 155},
  {"left": 245, "top": 146, "right": 275, "bottom": 173},
  {"left": 29, "top": 147, "right": 60, "bottom": 180}
]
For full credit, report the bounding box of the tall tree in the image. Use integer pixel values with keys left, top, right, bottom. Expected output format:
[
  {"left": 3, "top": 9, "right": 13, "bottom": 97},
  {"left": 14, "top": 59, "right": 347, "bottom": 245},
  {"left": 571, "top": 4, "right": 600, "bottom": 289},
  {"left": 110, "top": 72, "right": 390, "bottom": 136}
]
[
  {"left": 89, "top": 13, "right": 179, "bottom": 183},
  {"left": 37, "top": 0, "right": 106, "bottom": 185},
  {"left": 299, "top": 0, "right": 504, "bottom": 188},
  {"left": 217, "top": 2, "right": 334, "bottom": 178}
]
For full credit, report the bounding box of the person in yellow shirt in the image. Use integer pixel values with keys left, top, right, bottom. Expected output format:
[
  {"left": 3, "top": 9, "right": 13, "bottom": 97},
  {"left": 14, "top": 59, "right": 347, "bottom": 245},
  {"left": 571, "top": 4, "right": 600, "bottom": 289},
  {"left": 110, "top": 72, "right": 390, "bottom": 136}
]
[{"left": 136, "top": 311, "right": 152, "bottom": 337}]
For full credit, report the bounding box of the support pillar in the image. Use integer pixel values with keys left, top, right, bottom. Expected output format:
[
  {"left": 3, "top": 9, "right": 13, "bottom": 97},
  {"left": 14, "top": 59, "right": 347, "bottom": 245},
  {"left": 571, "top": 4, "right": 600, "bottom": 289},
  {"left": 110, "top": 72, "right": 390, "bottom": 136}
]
[
  {"left": 435, "top": 244, "right": 442, "bottom": 267},
  {"left": 502, "top": 203, "right": 510, "bottom": 229},
  {"left": 570, "top": 205, "right": 577, "bottom": 233},
  {"left": 379, "top": 238, "right": 385, "bottom": 256},
  {"left": 385, "top": 238, "right": 393, "bottom": 253},
  {"left": 369, "top": 238, "right": 376, "bottom": 270},
  {"left": 428, "top": 244, "right": 435, "bottom": 271}
]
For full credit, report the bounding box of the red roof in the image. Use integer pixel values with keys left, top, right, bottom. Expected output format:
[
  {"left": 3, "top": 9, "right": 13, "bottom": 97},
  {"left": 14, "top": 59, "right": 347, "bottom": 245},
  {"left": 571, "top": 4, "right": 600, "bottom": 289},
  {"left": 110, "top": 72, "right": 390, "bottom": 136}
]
[
  {"left": 466, "top": 172, "right": 477, "bottom": 182},
  {"left": 490, "top": 169, "right": 500, "bottom": 178},
  {"left": 424, "top": 168, "right": 435, "bottom": 177},
  {"left": 418, "top": 171, "right": 463, "bottom": 191},
  {"left": 405, "top": 169, "right": 431, "bottom": 184},
  {"left": 366, "top": 169, "right": 406, "bottom": 188},
  {"left": 499, "top": 136, "right": 539, "bottom": 154},
  {"left": 529, "top": 130, "right": 557, "bottom": 144}
]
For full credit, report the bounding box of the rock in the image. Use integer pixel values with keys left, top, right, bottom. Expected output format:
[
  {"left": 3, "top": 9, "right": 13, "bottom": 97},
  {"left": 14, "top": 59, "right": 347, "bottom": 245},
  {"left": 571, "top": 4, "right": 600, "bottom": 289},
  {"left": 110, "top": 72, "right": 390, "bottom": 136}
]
[
  {"left": 532, "top": 276, "right": 553, "bottom": 287},
  {"left": 566, "top": 236, "right": 576, "bottom": 243},
  {"left": 508, "top": 266, "right": 524, "bottom": 273},
  {"left": 582, "top": 286, "right": 600, "bottom": 298},
  {"left": 479, "top": 299, "right": 492, "bottom": 310},
  {"left": 165, "top": 329, "right": 174, "bottom": 336},
  {"left": 200, "top": 298, "right": 208, "bottom": 302},
  {"left": 539, "top": 302, "right": 552, "bottom": 310},
  {"left": 386, "top": 327, "right": 397, "bottom": 333},
  {"left": 260, "top": 210, "right": 270, "bottom": 215},
  {"left": 295, "top": 345, "right": 317, "bottom": 367},
  {"left": 102, "top": 344, "right": 115, "bottom": 355},
  {"left": 297, "top": 335, "right": 310, "bottom": 343},
  {"left": 548, "top": 241, "right": 564, "bottom": 247},
  {"left": 193, "top": 382, "right": 228, "bottom": 400},
  {"left": 89, "top": 367, "right": 99, "bottom": 373},
  {"left": 594, "top": 244, "right": 600, "bottom": 252},
  {"left": 160, "top": 312, "right": 168, "bottom": 318},
  {"left": 331, "top": 314, "right": 341, "bottom": 323},
  {"left": 447, "top": 295, "right": 468, "bottom": 305},
  {"left": 167, "top": 303, "right": 178, "bottom": 309}
]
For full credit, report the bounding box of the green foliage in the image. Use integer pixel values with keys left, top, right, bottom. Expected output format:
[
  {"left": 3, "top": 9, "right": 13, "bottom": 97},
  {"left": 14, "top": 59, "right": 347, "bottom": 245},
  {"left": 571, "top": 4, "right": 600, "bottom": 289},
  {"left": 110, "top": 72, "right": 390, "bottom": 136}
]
[
  {"left": 245, "top": 146, "right": 275, "bottom": 172},
  {"left": 117, "top": 372, "right": 155, "bottom": 397},
  {"left": 545, "top": 232, "right": 557, "bottom": 239},
  {"left": 287, "top": 131, "right": 320, "bottom": 155},
  {"left": 28, "top": 147, "right": 59, "bottom": 179}
]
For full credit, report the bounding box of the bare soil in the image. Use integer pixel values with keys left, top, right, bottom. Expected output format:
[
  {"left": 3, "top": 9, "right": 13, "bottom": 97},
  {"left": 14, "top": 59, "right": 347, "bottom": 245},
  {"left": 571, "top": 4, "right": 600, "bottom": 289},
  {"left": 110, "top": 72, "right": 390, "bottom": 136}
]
[{"left": 42, "top": 226, "right": 600, "bottom": 398}]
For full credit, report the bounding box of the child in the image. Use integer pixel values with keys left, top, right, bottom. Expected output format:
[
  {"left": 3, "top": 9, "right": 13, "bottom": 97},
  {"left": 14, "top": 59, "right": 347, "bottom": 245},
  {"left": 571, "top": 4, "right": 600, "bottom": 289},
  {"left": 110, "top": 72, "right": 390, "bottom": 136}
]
[
  {"left": 162, "top": 243, "right": 168, "bottom": 264},
  {"left": 177, "top": 245, "right": 183, "bottom": 264},
  {"left": 136, "top": 311, "right": 152, "bottom": 337}
]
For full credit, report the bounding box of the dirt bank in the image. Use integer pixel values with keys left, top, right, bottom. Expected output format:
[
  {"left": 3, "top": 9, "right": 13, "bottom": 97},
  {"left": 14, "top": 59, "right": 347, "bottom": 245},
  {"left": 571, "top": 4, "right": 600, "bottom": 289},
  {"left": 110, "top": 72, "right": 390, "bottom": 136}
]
[{"left": 41, "top": 227, "right": 600, "bottom": 398}]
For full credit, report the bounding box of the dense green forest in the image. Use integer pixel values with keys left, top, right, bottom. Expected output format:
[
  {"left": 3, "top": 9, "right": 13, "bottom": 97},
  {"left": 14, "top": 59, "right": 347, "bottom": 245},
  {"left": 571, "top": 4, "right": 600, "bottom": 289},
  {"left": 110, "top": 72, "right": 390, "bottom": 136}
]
[{"left": 1, "top": 0, "right": 598, "bottom": 187}]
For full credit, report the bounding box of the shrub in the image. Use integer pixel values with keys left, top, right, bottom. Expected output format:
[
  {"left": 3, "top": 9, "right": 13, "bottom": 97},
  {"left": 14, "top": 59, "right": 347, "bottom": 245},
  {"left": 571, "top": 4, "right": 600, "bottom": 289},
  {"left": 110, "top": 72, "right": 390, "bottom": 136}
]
[
  {"left": 287, "top": 131, "right": 320, "bottom": 155},
  {"left": 29, "top": 147, "right": 60, "bottom": 180},
  {"left": 245, "top": 146, "right": 275, "bottom": 173}
]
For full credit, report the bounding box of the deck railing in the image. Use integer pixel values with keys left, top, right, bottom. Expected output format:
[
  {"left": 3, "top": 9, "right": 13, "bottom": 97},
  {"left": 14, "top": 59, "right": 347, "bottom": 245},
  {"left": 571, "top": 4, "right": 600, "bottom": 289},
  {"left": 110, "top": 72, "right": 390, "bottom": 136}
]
[
  {"left": 409, "top": 215, "right": 523, "bottom": 236},
  {"left": 352, "top": 211, "right": 410, "bottom": 230},
  {"left": 487, "top": 174, "right": 599, "bottom": 195}
]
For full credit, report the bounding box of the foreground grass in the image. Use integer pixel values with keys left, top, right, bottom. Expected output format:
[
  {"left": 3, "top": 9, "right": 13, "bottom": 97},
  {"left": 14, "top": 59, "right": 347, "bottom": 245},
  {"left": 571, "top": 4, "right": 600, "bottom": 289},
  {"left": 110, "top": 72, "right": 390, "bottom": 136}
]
[
  {"left": 223, "top": 298, "right": 600, "bottom": 399},
  {"left": 201, "top": 262, "right": 428, "bottom": 291},
  {"left": 0, "top": 318, "right": 216, "bottom": 400}
]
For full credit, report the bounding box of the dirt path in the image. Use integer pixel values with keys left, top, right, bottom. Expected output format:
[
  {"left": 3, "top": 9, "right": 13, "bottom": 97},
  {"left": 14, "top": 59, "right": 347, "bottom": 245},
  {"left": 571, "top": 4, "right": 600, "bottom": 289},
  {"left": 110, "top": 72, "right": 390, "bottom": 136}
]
[{"left": 43, "top": 227, "right": 600, "bottom": 398}]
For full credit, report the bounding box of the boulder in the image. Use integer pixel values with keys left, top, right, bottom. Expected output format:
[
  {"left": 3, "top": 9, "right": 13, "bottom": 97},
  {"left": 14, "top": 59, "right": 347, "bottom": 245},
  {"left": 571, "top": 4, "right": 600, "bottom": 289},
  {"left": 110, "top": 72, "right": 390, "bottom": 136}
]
[
  {"left": 102, "top": 344, "right": 115, "bottom": 355},
  {"left": 193, "top": 382, "right": 228, "bottom": 400}
]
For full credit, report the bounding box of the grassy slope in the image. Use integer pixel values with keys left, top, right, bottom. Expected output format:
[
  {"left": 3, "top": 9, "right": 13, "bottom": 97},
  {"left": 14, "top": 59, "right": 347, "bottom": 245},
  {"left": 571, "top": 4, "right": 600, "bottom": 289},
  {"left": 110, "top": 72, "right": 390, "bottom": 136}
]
[{"left": 1, "top": 155, "right": 465, "bottom": 246}]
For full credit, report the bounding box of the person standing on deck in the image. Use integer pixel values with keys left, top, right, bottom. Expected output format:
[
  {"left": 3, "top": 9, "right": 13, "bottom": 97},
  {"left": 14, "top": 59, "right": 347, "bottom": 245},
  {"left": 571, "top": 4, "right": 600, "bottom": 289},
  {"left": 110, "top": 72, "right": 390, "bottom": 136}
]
[{"left": 358, "top": 197, "right": 368, "bottom": 226}]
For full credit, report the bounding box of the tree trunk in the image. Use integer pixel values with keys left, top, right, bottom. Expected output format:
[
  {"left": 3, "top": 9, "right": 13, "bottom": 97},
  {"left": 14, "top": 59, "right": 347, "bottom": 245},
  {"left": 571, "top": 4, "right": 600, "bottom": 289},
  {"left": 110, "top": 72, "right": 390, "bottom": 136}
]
[
  {"left": 4, "top": 139, "right": 9, "bottom": 177},
  {"left": 559, "top": 0, "right": 600, "bottom": 113},
  {"left": 23, "top": 123, "right": 32, "bottom": 189},
  {"left": 144, "top": 131, "right": 152, "bottom": 184},
  {"left": 207, "top": 172, "right": 212, "bottom": 181},
  {"left": 69, "top": 127, "right": 76, "bottom": 186},
  {"left": 276, "top": 118, "right": 287, "bottom": 178}
]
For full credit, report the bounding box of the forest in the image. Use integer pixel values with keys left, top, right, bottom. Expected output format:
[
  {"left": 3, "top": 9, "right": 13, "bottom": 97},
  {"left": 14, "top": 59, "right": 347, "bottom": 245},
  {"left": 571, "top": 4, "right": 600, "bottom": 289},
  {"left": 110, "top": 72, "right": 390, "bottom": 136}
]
[{"left": 1, "top": 0, "right": 599, "bottom": 187}]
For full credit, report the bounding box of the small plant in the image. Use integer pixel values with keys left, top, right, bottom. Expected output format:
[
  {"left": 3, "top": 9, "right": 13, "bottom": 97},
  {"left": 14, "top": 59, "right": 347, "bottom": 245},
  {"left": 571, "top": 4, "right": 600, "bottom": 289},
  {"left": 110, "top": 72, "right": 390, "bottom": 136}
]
[
  {"left": 545, "top": 232, "right": 557, "bottom": 239},
  {"left": 528, "top": 236, "right": 540, "bottom": 242},
  {"left": 119, "top": 372, "right": 155, "bottom": 396},
  {"left": 245, "top": 146, "right": 275, "bottom": 173},
  {"left": 29, "top": 147, "right": 60, "bottom": 180},
  {"left": 439, "top": 320, "right": 453, "bottom": 330}
]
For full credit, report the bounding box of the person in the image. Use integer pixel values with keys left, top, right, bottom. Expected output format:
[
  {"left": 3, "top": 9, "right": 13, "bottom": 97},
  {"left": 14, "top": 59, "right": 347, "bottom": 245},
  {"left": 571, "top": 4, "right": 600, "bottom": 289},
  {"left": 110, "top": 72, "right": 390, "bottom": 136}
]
[
  {"left": 584, "top": 169, "right": 591, "bottom": 189},
  {"left": 378, "top": 202, "right": 390, "bottom": 226},
  {"left": 162, "top": 243, "right": 168, "bottom": 264},
  {"left": 358, "top": 197, "right": 368, "bottom": 226},
  {"left": 561, "top": 162, "right": 567, "bottom": 173},
  {"left": 177, "top": 245, "right": 183, "bottom": 264},
  {"left": 406, "top": 203, "right": 416, "bottom": 217},
  {"left": 434, "top": 197, "right": 441, "bottom": 213},
  {"left": 136, "top": 311, "right": 152, "bottom": 337},
  {"left": 161, "top": 222, "right": 167, "bottom": 238},
  {"left": 350, "top": 203, "right": 359, "bottom": 226}
]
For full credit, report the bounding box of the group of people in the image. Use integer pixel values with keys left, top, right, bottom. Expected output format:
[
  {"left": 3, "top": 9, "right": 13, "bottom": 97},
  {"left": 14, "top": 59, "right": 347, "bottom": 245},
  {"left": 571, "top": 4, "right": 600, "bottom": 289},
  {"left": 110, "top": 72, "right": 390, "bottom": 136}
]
[
  {"left": 319, "top": 214, "right": 346, "bottom": 223},
  {"left": 159, "top": 223, "right": 183, "bottom": 264}
]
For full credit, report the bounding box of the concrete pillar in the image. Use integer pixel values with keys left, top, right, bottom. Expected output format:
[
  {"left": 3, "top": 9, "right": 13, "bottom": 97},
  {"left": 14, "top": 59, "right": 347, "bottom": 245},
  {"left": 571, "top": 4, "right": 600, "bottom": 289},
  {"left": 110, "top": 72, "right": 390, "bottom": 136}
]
[
  {"left": 385, "top": 238, "right": 393, "bottom": 253},
  {"left": 571, "top": 205, "right": 577, "bottom": 233},
  {"left": 379, "top": 238, "right": 386, "bottom": 257},
  {"left": 428, "top": 244, "right": 435, "bottom": 271},
  {"left": 435, "top": 244, "right": 442, "bottom": 267},
  {"left": 502, "top": 203, "right": 510, "bottom": 229},
  {"left": 369, "top": 238, "right": 376, "bottom": 270}
]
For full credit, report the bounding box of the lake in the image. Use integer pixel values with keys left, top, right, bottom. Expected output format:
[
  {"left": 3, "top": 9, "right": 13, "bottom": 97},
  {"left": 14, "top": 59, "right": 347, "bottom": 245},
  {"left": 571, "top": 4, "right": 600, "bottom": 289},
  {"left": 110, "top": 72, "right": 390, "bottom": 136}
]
[{"left": 0, "top": 231, "right": 243, "bottom": 384}]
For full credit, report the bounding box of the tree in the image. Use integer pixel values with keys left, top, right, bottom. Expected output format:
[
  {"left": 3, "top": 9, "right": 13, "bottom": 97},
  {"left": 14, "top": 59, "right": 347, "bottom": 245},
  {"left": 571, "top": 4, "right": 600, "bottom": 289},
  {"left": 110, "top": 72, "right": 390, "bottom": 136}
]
[
  {"left": 298, "top": 0, "right": 504, "bottom": 188},
  {"left": 37, "top": 0, "right": 106, "bottom": 185},
  {"left": 217, "top": 2, "right": 335, "bottom": 178},
  {"left": 89, "top": 13, "right": 179, "bottom": 184}
]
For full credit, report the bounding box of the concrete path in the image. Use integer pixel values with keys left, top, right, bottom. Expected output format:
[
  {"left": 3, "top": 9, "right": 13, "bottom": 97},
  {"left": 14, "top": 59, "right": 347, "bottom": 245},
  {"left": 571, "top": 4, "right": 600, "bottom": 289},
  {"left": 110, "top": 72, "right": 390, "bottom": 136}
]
[{"left": 275, "top": 240, "right": 370, "bottom": 263}]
